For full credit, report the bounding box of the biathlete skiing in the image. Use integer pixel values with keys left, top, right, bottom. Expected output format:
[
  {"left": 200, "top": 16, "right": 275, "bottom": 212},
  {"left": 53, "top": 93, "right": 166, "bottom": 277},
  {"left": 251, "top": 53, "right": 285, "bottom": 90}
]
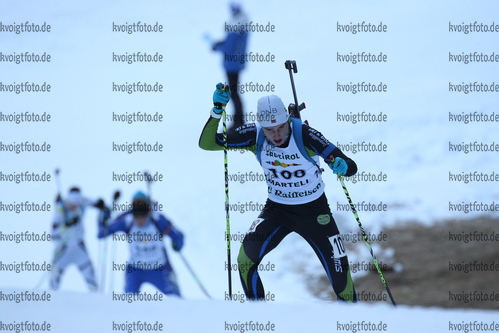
[
  {"left": 98, "top": 191, "right": 184, "bottom": 296},
  {"left": 50, "top": 187, "right": 101, "bottom": 291},
  {"left": 199, "top": 83, "right": 358, "bottom": 302}
]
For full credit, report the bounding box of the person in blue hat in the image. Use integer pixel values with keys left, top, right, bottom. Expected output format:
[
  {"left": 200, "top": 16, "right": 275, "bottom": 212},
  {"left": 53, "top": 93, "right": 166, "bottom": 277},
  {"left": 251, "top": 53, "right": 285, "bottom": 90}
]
[{"left": 98, "top": 191, "right": 184, "bottom": 296}]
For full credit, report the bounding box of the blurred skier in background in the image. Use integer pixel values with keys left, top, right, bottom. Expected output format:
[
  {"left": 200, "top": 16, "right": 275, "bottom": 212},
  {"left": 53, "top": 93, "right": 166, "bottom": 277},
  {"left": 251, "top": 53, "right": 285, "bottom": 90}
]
[
  {"left": 50, "top": 187, "right": 102, "bottom": 291},
  {"left": 211, "top": 1, "right": 249, "bottom": 131},
  {"left": 98, "top": 191, "right": 184, "bottom": 296}
]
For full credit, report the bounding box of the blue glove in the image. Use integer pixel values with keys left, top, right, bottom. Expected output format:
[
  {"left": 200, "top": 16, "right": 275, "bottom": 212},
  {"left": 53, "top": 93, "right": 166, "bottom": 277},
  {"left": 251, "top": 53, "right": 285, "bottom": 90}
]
[
  {"left": 169, "top": 228, "right": 184, "bottom": 252},
  {"left": 329, "top": 157, "right": 348, "bottom": 175},
  {"left": 213, "top": 82, "right": 230, "bottom": 115}
]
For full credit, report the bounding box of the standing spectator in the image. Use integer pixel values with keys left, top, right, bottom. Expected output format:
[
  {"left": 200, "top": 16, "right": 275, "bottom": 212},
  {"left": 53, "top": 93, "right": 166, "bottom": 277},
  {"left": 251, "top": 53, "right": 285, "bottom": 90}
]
[{"left": 211, "top": 2, "right": 249, "bottom": 131}]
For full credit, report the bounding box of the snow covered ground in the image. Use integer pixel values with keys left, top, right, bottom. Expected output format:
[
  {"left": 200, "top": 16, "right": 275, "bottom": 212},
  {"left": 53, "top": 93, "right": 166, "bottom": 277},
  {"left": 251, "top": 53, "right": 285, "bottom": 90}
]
[
  {"left": 2, "top": 288, "right": 499, "bottom": 332},
  {"left": 1, "top": 0, "right": 499, "bottom": 330}
]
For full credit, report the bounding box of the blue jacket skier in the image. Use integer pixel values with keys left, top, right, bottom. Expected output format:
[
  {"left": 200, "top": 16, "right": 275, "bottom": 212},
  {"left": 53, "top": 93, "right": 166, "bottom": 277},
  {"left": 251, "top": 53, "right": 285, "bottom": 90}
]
[{"left": 98, "top": 191, "right": 184, "bottom": 296}]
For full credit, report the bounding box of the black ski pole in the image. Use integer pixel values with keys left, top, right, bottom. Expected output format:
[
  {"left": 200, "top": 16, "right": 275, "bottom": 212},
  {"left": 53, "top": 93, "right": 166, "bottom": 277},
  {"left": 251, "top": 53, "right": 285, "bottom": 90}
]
[
  {"left": 54, "top": 168, "right": 63, "bottom": 201},
  {"left": 107, "top": 190, "right": 121, "bottom": 293},
  {"left": 222, "top": 85, "right": 233, "bottom": 300},
  {"left": 144, "top": 171, "right": 153, "bottom": 200},
  {"left": 179, "top": 252, "right": 212, "bottom": 299},
  {"left": 334, "top": 167, "right": 396, "bottom": 306},
  {"left": 101, "top": 190, "right": 121, "bottom": 294},
  {"left": 144, "top": 170, "right": 160, "bottom": 210}
]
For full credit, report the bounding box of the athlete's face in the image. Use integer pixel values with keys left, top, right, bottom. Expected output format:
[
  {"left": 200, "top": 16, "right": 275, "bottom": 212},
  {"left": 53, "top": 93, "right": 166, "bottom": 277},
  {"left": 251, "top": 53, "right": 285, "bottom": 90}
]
[
  {"left": 68, "top": 203, "right": 79, "bottom": 211},
  {"left": 262, "top": 121, "right": 290, "bottom": 146},
  {"left": 134, "top": 215, "right": 148, "bottom": 227}
]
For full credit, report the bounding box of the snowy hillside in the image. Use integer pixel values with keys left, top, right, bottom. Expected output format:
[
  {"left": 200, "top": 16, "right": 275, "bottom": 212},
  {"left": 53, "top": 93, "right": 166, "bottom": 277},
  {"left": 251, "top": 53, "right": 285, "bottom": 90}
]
[
  {"left": 2, "top": 289, "right": 499, "bottom": 332},
  {"left": 1, "top": 0, "right": 499, "bottom": 330}
]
